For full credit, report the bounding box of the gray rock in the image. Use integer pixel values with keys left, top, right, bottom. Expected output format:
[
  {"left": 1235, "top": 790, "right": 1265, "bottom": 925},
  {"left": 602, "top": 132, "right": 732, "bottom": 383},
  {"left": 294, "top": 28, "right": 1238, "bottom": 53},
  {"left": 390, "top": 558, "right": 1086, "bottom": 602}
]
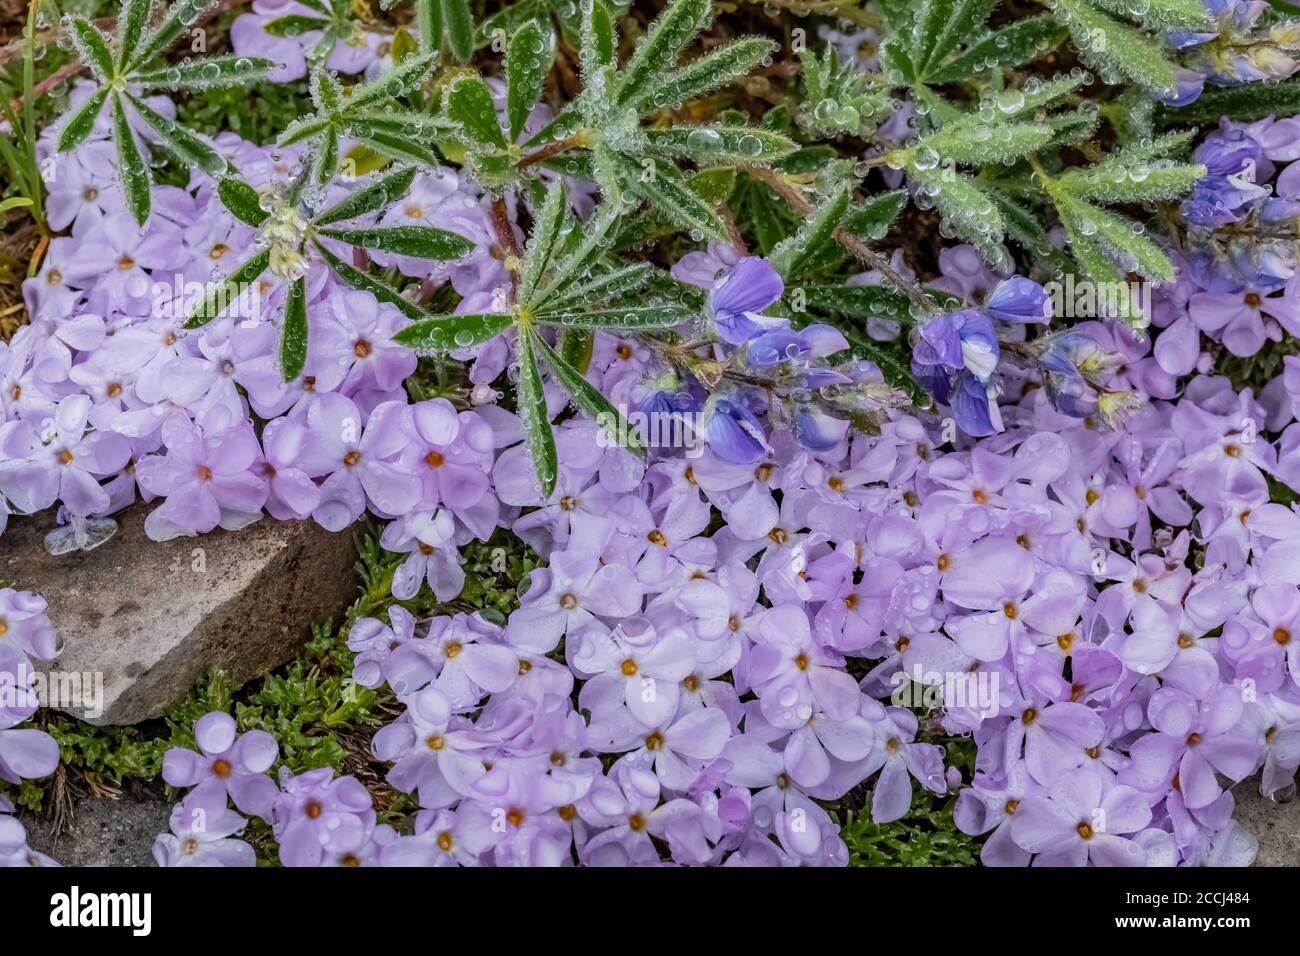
[
  {"left": 23, "top": 796, "right": 172, "bottom": 867},
  {"left": 1233, "top": 776, "right": 1300, "bottom": 866},
  {"left": 1, "top": 505, "right": 356, "bottom": 725}
]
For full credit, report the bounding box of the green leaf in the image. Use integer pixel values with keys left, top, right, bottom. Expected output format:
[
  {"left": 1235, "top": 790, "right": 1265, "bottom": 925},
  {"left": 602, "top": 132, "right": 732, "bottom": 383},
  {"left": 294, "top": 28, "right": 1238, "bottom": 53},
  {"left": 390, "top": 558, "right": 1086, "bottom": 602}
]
[
  {"left": 1089, "top": 0, "right": 1213, "bottom": 29},
  {"left": 559, "top": 329, "right": 595, "bottom": 373},
  {"left": 68, "top": 17, "right": 115, "bottom": 81},
  {"left": 416, "top": 0, "right": 442, "bottom": 55},
  {"left": 1059, "top": 161, "right": 1204, "bottom": 203},
  {"left": 645, "top": 126, "right": 797, "bottom": 165},
  {"left": 516, "top": 328, "right": 559, "bottom": 496},
  {"left": 185, "top": 249, "right": 272, "bottom": 328},
  {"left": 926, "top": 0, "right": 1002, "bottom": 70},
  {"left": 117, "top": 0, "right": 154, "bottom": 71},
  {"left": 507, "top": 20, "right": 555, "bottom": 142},
  {"left": 129, "top": 0, "right": 218, "bottom": 71},
  {"left": 799, "top": 284, "right": 915, "bottom": 323},
  {"left": 444, "top": 74, "right": 507, "bottom": 149},
  {"left": 770, "top": 186, "right": 850, "bottom": 280},
  {"left": 277, "top": 115, "right": 333, "bottom": 147},
  {"left": 347, "top": 50, "right": 438, "bottom": 111},
  {"left": 907, "top": 162, "right": 1007, "bottom": 268},
  {"left": 56, "top": 85, "right": 109, "bottom": 153},
  {"left": 343, "top": 111, "right": 452, "bottom": 140},
  {"left": 615, "top": 0, "right": 713, "bottom": 107},
  {"left": 262, "top": 15, "right": 331, "bottom": 37},
  {"left": 630, "top": 37, "right": 775, "bottom": 112},
  {"left": 533, "top": 305, "right": 690, "bottom": 329},
  {"left": 921, "top": 121, "right": 1054, "bottom": 166},
  {"left": 133, "top": 55, "right": 276, "bottom": 91},
  {"left": 1052, "top": 0, "right": 1177, "bottom": 96},
  {"left": 392, "top": 313, "right": 514, "bottom": 353},
  {"left": 519, "top": 181, "right": 568, "bottom": 305},
  {"left": 842, "top": 191, "right": 907, "bottom": 242},
  {"left": 217, "top": 177, "right": 269, "bottom": 227},
  {"left": 316, "top": 225, "right": 474, "bottom": 259},
  {"left": 533, "top": 333, "right": 646, "bottom": 457},
  {"left": 925, "top": 15, "right": 1066, "bottom": 84},
  {"left": 535, "top": 202, "right": 621, "bottom": 304},
  {"left": 281, "top": 275, "right": 309, "bottom": 381},
  {"left": 620, "top": 156, "right": 728, "bottom": 242},
  {"left": 315, "top": 166, "right": 419, "bottom": 226},
  {"left": 1054, "top": 191, "right": 1174, "bottom": 282},
  {"left": 543, "top": 262, "right": 655, "bottom": 312},
  {"left": 126, "top": 93, "right": 228, "bottom": 176},
  {"left": 443, "top": 0, "right": 477, "bottom": 63},
  {"left": 312, "top": 239, "right": 430, "bottom": 323},
  {"left": 111, "top": 94, "right": 151, "bottom": 226},
  {"left": 1157, "top": 79, "right": 1300, "bottom": 125},
  {"left": 315, "top": 126, "right": 340, "bottom": 187},
  {"left": 350, "top": 128, "right": 441, "bottom": 167},
  {"left": 579, "top": 0, "right": 616, "bottom": 90}
]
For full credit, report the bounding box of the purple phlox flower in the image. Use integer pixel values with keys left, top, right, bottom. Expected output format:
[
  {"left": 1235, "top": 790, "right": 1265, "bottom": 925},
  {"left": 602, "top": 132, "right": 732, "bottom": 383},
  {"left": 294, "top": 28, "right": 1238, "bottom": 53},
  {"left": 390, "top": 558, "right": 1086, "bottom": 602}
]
[
  {"left": 152, "top": 787, "right": 255, "bottom": 867},
  {"left": 380, "top": 509, "right": 465, "bottom": 603},
  {"left": 504, "top": 547, "right": 644, "bottom": 653},
  {"left": 0, "top": 394, "right": 129, "bottom": 518},
  {"left": 135, "top": 415, "right": 267, "bottom": 541},
  {"left": 372, "top": 686, "right": 485, "bottom": 808},
  {"left": 855, "top": 706, "right": 946, "bottom": 823},
  {"left": 313, "top": 289, "right": 417, "bottom": 393},
  {"left": 1120, "top": 685, "right": 1259, "bottom": 809},
  {"left": 347, "top": 605, "right": 420, "bottom": 690},
  {"left": 1009, "top": 765, "right": 1152, "bottom": 866},
  {"left": 745, "top": 605, "right": 861, "bottom": 727},
  {"left": 400, "top": 398, "right": 495, "bottom": 515},
  {"left": 162, "top": 711, "right": 280, "bottom": 819},
  {"left": 257, "top": 414, "right": 322, "bottom": 520},
  {"left": 384, "top": 612, "right": 517, "bottom": 709},
  {"left": 272, "top": 766, "right": 376, "bottom": 867},
  {"left": 706, "top": 257, "right": 789, "bottom": 345},
  {"left": 953, "top": 763, "right": 1034, "bottom": 867},
  {"left": 584, "top": 697, "right": 733, "bottom": 793},
  {"left": 299, "top": 394, "right": 421, "bottom": 529},
  {"left": 572, "top": 615, "right": 697, "bottom": 727}
]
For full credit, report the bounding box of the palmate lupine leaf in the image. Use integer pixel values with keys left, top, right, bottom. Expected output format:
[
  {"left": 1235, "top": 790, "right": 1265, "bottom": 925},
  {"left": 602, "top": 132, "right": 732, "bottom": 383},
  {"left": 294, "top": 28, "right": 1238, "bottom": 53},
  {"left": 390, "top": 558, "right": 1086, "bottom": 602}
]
[
  {"left": 281, "top": 276, "right": 309, "bottom": 380},
  {"left": 617, "top": 154, "right": 730, "bottom": 242},
  {"left": 920, "top": 120, "right": 1055, "bottom": 166},
  {"left": 314, "top": 166, "right": 419, "bottom": 226},
  {"left": 519, "top": 182, "right": 570, "bottom": 304},
  {"left": 184, "top": 249, "right": 272, "bottom": 328},
  {"left": 1088, "top": 0, "right": 1214, "bottom": 30},
  {"left": 410, "top": 0, "right": 476, "bottom": 61},
  {"left": 58, "top": 4, "right": 273, "bottom": 226},
  {"left": 797, "top": 47, "right": 893, "bottom": 139},
  {"left": 276, "top": 52, "right": 441, "bottom": 180},
  {"left": 312, "top": 241, "right": 432, "bottom": 324},
  {"left": 842, "top": 191, "right": 907, "bottom": 243},
  {"left": 797, "top": 284, "right": 917, "bottom": 324},
  {"left": 218, "top": 177, "right": 270, "bottom": 226},
  {"left": 443, "top": 74, "right": 509, "bottom": 149},
  {"left": 132, "top": 55, "right": 276, "bottom": 91},
  {"left": 316, "top": 225, "right": 475, "bottom": 259}
]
